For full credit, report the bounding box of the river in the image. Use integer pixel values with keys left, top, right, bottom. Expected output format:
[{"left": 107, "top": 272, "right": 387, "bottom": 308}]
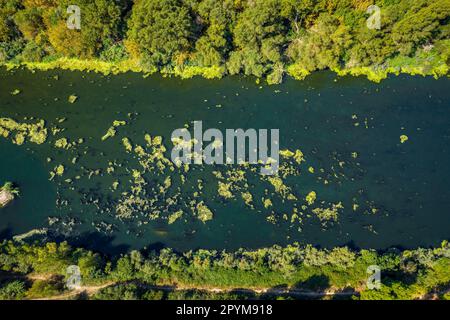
[{"left": 0, "top": 68, "right": 449, "bottom": 254}]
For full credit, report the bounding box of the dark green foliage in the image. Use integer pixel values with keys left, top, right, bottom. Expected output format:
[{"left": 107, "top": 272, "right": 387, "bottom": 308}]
[
  {"left": 0, "top": 280, "right": 26, "bottom": 300},
  {"left": 227, "top": 0, "right": 288, "bottom": 80},
  {"left": 99, "top": 40, "right": 128, "bottom": 62},
  {"left": 93, "top": 283, "right": 140, "bottom": 300},
  {"left": 190, "top": 0, "right": 234, "bottom": 67},
  {"left": 0, "top": 39, "right": 24, "bottom": 63},
  {"left": 126, "top": 0, "right": 194, "bottom": 67},
  {"left": 0, "top": 0, "right": 448, "bottom": 81},
  {"left": 0, "top": 0, "right": 20, "bottom": 42},
  {"left": 19, "top": 40, "right": 47, "bottom": 61},
  {"left": 391, "top": 0, "right": 450, "bottom": 55},
  {"left": 45, "top": 0, "right": 121, "bottom": 58},
  {"left": 26, "top": 277, "right": 64, "bottom": 299},
  {"left": 2, "top": 240, "right": 450, "bottom": 300}
]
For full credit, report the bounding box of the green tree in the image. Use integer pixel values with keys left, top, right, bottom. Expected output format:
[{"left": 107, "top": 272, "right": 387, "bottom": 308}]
[
  {"left": 13, "top": 7, "right": 44, "bottom": 40},
  {"left": 44, "top": 0, "right": 121, "bottom": 58},
  {"left": 392, "top": 0, "right": 450, "bottom": 55},
  {"left": 287, "top": 13, "right": 352, "bottom": 71},
  {"left": 0, "top": 281, "right": 26, "bottom": 300},
  {"left": 0, "top": 0, "right": 20, "bottom": 42},
  {"left": 127, "top": 0, "right": 194, "bottom": 68},
  {"left": 227, "top": 0, "right": 288, "bottom": 82},
  {"left": 190, "top": 0, "right": 235, "bottom": 67}
]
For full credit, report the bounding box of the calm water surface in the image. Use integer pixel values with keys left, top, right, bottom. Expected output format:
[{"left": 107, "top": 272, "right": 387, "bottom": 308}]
[{"left": 0, "top": 68, "right": 449, "bottom": 253}]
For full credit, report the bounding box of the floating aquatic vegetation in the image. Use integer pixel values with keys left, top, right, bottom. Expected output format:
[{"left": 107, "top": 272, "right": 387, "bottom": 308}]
[
  {"left": 49, "top": 165, "right": 65, "bottom": 180},
  {"left": 267, "top": 176, "right": 297, "bottom": 201},
  {"left": 241, "top": 192, "right": 254, "bottom": 208},
  {"left": 312, "top": 202, "right": 343, "bottom": 223},
  {"left": 11, "top": 89, "right": 21, "bottom": 95},
  {"left": 7, "top": 119, "right": 364, "bottom": 239},
  {"left": 68, "top": 94, "right": 78, "bottom": 103},
  {"left": 263, "top": 198, "right": 273, "bottom": 209},
  {"left": 218, "top": 182, "right": 233, "bottom": 199},
  {"left": 56, "top": 164, "right": 65, "bottom": 175},
  {"left": 0, "top": 118, "right": 47, "bottom": 145},
  {"left": 13, "top": 133, "right": 25, "bottom": 145},
  {"left": 305, "top": 191, "right": 317, "bottom": 206},
  {"left": 279, "top": 149, "right": 305, "bottom": 164},
  {"left": 400, "top": 135, "right": 409, "bottom": 144},
  {"left": 102, "top": 120, "right": 127, "bottom": 141},
  {"left": 122, "top": 137, "right": 133, "bottom": 152},
  {"left": 168, "top": 210, "right": 183, "bottom": 224},
  {"left": 102, "top": 127, "right": 117, "bottom": 141},
  {"left": 55, "top": 137, "right": 69, "bottom": 149},
  {"left": 214, "top": 168, "right": 249, "bottom": 200},
  {"left": 266, "top": 213, "right": 277, "bottom": 224},
  {"left": 196, "top": 201, "right": 213, "bottom": 223}
]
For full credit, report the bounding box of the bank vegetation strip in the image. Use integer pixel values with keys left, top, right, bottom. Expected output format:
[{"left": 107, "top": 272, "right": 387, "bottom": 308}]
[
  {"left": 1, "top": 241, "right": 450, "bottom": 300},
  {"left": 0, "top": 0, "right": 449, "bottom": 83}
]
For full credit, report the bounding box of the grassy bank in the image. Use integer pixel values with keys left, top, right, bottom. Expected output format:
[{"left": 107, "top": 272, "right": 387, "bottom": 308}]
[{"left": 3, "top": 48, "right": 449, "bottom": 83}]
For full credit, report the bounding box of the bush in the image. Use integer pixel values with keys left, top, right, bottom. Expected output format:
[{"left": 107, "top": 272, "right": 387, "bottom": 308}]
[
  {"left": 26, "top": 278, "right": 64, "bottom": 299},
  {"left": 19, "top": 40, "right": 47, "bottom": 62},
  {"left": 0, "top": 280, "right": 26, "bottom": 300}
]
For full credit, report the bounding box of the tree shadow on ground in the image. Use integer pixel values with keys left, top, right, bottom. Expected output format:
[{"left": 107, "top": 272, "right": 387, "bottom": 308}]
[
  {"left": 328, "top": 286, "right": 357, "bottom": 300},
  {"left": 228, "top": 288, "right": 258, "bottom": 299},
  {"left": 294, "top": 274, "right": 330, "bottom": 292}
]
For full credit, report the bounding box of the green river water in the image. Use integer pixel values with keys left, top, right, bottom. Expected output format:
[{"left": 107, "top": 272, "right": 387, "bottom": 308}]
[{"left": 0, "top": 68, "right": 449, "bottom": 254}]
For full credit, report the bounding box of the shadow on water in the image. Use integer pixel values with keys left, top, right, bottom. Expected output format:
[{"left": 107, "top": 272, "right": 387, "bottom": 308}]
[
  {"left": 342, "top": 240, "right": 359, "bottom": 251},
  {"left": 0, "top": 227, "right": 13, "bottom": 240},
  {"left": 62, "top": 231, "right": 131, "bottom": 255},
  {"left": 141, "top": 242, "right": 167, "bottom": 254}
]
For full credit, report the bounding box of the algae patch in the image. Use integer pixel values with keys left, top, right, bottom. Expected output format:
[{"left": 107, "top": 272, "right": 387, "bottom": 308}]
[
  {"left": 68, "top": 95, "right": 78, "bottom": 104},
  {"left": 400, "top": 135, "right": 409, "bottom": 144},
  {"left": 0, "top": 118, "right": 48, "bottom": 145}
]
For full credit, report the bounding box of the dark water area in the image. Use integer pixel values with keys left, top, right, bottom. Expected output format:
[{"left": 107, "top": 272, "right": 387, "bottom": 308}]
[{"left": 0, "top": 67, "right": 449, "bottom": 254}]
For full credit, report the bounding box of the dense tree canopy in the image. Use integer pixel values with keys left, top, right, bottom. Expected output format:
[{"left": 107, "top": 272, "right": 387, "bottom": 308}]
[
  {"left": 127, "top": 0, "right": 194, "bottom": 67},
  {"left": 0, "top": 0, "right": 448, "bottom": 81},
  {"left": 0, "top": 0, "right": 20, "bottom": 42},
  {"left": 227, "top": 0, "right": 288, "bottom": 81}
]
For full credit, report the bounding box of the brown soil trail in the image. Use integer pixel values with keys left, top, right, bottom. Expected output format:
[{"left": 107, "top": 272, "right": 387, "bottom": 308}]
[{"left": 31, "top": 279, "right": 359, "bottom": 300}]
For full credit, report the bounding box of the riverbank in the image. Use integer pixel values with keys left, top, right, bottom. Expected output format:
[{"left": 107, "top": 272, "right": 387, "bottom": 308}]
[
  {"left": 2, "top": 50, "right": 449, "bottom": 84},
  {"left": 1, "top": 240, "right": 450, "bottom": 300},
  {"left": 0, "top": 0, "right": 448, "bottom": 86}
]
